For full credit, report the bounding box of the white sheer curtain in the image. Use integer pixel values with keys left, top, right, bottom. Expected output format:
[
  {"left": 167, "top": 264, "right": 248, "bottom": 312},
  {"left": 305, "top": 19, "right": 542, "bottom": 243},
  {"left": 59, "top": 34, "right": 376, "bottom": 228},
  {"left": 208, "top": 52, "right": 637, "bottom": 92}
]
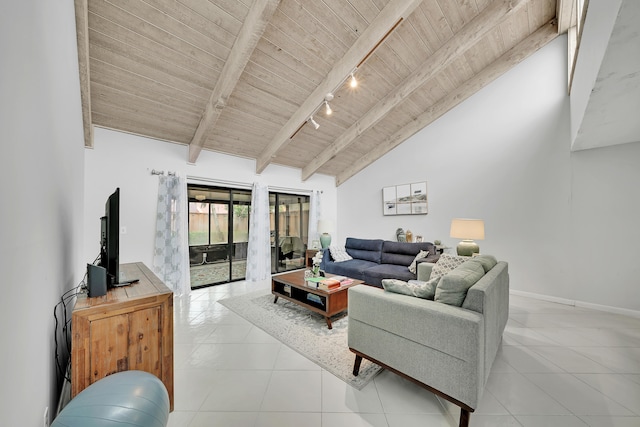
[
  {"left": 153, "top": 175, "right": 190, "bottom": 296},
  {"left": 246, "top": 182, "right": 271, "bottom": 281},
  {"left": 308, "top": 190, "right": 321, "bottom": 248}
]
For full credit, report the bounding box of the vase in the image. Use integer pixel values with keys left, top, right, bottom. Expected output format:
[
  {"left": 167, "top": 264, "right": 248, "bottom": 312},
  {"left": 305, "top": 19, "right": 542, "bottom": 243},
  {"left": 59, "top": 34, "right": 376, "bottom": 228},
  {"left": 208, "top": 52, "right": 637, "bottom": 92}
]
[{"left": 320, "top": 233, "right": 331, "bottom": 249}]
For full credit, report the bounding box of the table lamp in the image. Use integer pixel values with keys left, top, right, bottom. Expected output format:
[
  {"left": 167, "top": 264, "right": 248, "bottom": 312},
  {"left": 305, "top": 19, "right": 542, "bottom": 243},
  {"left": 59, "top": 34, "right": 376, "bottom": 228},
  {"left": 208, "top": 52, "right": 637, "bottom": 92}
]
[{"left": 450, "top": 218, "right": 485, "bottom": 256}]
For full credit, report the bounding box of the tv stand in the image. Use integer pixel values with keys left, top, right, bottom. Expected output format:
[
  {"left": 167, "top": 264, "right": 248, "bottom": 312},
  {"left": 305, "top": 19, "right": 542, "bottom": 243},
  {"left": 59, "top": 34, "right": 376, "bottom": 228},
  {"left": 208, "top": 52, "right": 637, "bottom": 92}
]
[
  {"left": 112, "top": 278, "right": 139, "bottom": 287},
  {"left": 72, "top": 262, "right": 174, "bottom": 410}
]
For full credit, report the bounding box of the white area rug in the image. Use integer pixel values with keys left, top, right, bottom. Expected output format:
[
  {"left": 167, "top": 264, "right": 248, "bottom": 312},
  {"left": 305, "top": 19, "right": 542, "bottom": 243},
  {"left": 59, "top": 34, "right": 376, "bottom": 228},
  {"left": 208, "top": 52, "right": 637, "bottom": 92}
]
[{"left": 218, "top": 290, "right": 382, "bottom": 389}]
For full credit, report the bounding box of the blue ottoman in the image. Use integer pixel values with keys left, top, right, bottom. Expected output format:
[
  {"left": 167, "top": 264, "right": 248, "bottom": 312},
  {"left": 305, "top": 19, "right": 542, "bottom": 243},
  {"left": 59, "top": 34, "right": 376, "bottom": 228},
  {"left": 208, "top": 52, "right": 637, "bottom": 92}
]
[{"left": 52, "top": 371, "right": 169, "bottom": 427}]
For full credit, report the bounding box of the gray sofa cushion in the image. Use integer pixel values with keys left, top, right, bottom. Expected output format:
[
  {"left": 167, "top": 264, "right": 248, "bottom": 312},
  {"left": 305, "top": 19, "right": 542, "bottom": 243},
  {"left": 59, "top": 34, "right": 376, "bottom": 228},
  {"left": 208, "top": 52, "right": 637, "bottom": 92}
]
[
  {"left": 472, "top": 254, "right": 498, "bottom": 273},
  {"left": 435, "top": 259, "right": 485, "bottom": 306}
]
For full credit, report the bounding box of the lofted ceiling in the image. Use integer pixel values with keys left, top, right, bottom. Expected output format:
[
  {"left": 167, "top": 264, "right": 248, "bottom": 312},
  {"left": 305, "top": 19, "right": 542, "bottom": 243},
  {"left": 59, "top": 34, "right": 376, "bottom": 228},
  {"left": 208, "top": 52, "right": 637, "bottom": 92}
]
[{"left": 75, "top": 0, "right": 560, "bottom": 185}]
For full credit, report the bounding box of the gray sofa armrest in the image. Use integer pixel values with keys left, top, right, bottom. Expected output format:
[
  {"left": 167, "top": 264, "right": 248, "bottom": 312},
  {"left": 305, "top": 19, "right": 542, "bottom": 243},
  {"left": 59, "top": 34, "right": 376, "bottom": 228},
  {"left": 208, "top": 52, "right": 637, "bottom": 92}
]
[
  {"left": 348, "top": 285, "right": 484, "bottom": 409},
  {"left": 416, "top": 262, "right": 435, "bottom": 281},
  {"left": 462, "top": 261, "right": 509, "bottom": 384}
]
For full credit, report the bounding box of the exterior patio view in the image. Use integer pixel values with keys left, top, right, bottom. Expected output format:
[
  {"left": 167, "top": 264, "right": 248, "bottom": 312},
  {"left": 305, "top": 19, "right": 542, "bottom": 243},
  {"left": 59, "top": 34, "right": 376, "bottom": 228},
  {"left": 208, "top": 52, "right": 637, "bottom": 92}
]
[{"left": 188, "top": 185, "right": 310, "bottom": 288}]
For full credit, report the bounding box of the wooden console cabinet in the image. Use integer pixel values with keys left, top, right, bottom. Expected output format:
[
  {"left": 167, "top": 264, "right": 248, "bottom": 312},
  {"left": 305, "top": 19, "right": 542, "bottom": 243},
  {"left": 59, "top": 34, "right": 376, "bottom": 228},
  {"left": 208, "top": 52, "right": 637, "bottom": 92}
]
[{"left": 71, "top": 262, "right": 174, "bottom": 410}]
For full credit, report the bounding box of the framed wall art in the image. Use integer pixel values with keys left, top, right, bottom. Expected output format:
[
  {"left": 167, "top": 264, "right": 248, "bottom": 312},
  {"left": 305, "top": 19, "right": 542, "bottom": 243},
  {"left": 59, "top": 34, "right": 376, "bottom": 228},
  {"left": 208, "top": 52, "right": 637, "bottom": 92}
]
[{"left": 383, "top": 181, "right": 428, "bottom": 216}]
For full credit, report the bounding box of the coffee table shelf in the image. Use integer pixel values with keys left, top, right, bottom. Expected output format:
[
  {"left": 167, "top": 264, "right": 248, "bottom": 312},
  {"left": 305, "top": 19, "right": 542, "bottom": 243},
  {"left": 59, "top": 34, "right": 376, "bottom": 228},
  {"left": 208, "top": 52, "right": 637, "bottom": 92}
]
[{"left": 271, "top": 270, "right": 363, "bottom": 329}]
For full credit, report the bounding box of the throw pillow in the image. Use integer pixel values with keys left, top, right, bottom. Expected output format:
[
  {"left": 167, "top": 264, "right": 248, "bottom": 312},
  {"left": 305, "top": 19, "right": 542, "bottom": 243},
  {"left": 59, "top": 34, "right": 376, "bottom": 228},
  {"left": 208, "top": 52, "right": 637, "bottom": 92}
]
[
  {"left": 472, "top": 254, "right": 498, "bottom": 273},
  {"left": 435, "top": 259, "right": 485, "bottom": 306},
  {"left": 429, "top": 253, "right": 470, "bottom": 281},
  {"left": 329, "top": 245, "right": 353, "bottom": 262},
  {"left": 382, "top": 278, "right": 439, "bottom": 300},
  {"left": 408, "top": 250, "right": 429, "bottom": 274}
]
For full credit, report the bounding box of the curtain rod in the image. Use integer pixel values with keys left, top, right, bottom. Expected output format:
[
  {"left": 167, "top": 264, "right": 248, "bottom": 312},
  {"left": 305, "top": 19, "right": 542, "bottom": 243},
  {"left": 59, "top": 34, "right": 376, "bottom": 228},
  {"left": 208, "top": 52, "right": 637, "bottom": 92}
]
[
  {"left": 186, "top": 175, "right": 318, "bottom": 195},
  {"left": 151, "top": 169, "right": 176, "bottom": 176}
]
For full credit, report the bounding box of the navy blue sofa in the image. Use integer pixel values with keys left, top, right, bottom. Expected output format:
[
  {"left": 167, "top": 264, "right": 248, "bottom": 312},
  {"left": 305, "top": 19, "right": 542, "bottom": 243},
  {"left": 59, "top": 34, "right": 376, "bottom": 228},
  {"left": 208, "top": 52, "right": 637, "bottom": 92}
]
[{"left": 319, "top": 237, "right": 440, "bottom": 288}]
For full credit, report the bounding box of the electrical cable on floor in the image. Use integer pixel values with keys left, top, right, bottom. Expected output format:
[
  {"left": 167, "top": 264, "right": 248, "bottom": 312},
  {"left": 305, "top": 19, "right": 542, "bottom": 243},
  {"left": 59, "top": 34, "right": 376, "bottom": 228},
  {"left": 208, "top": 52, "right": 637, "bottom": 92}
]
[{"left": 53, "top": 252, "right": 99, "bottom": 382}]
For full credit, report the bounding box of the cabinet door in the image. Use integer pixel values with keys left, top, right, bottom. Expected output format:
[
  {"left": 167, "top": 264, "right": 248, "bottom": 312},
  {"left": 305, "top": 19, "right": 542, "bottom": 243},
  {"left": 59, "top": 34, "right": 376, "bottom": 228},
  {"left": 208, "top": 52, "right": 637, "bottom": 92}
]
[
  {"left": 128, "top": 306, "right": 162, "bottom": 376},
  {"left": 90, "top": 313, "right": 130, "bottom": 383},
  {"left": 88, "top": 307, "right": 163, "bottom": 385}
]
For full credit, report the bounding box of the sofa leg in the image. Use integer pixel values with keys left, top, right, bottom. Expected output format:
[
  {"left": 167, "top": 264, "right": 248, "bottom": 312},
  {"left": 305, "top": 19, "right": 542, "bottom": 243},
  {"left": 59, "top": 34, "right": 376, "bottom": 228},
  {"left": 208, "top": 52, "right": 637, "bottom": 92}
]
[
  {"left": 353, "top": 355, "right": 362, "bottom": 376},
  {"left": 459, "top": 408, "right": 470, "bottom": 427}
]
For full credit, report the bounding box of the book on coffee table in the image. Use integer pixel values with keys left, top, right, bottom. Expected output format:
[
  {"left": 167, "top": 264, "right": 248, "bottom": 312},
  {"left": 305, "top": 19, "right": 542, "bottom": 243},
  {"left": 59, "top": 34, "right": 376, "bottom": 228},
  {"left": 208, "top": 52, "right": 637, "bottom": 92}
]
[{"left": 318, "top": 278, "right": 341, "bottom": 290}]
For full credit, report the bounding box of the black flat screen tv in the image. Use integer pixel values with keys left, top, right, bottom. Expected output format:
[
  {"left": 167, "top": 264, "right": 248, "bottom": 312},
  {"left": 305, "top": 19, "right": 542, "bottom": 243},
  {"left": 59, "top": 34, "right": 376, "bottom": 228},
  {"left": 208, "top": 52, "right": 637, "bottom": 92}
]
[{"left": 100, "top": 188, "right": 120, "bottom": 287}]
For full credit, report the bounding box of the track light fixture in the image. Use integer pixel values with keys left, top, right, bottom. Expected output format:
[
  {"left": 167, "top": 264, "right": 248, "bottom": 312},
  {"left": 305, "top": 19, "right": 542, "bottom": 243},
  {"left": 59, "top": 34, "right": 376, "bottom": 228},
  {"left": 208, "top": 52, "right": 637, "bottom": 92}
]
[
  {"left": 324, "top": 93, "right": 334, "bottom": 116},
  {"left": 324, "top": 101, "right": 332, "bottom": 115},
  {"left": 350, "top": 72, "right": 358, "bottom": 88},
  {"left": 290, "top": 67, "right": 362, "bottom": 139},
  {"left": 308, "top": 116, "right": 319, "bottom": 130}
]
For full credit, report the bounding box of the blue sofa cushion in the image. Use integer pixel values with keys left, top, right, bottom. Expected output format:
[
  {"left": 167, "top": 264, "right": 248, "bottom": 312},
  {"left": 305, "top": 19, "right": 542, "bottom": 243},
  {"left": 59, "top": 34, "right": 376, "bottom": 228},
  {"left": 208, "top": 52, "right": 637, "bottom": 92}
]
[
  {"left": 345, "top": 237, "right": 384, "bottom": 263},
  {"left": 325, "top": 258, "right": 378, "bottom": 281},
  {"left": 364, "top": 263, "right": 418, "bottom": 287},
  {"left": 380, "top": 241, "right": 436, "bottom": 266}
]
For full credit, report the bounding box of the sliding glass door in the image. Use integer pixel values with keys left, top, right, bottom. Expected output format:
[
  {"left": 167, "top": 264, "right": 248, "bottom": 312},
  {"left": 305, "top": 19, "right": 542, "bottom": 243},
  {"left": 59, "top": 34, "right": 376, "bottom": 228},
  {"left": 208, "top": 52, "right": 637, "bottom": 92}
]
[
  {"left": 270, "top": 193, "right": 310, "bottom": 273},
  {"left": 188, "top": 185, "right": 250, "bottom": 288}
]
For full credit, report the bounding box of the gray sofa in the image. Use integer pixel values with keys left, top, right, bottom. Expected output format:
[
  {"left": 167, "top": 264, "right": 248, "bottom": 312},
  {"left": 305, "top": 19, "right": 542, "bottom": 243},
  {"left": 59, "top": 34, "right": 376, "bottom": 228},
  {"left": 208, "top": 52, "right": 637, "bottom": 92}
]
[
  {"left": 319, "top": 237, "right": 440, "bottom": 287},
  {"left": 348, "top": 258, "right": 509, "bottom": 427}
]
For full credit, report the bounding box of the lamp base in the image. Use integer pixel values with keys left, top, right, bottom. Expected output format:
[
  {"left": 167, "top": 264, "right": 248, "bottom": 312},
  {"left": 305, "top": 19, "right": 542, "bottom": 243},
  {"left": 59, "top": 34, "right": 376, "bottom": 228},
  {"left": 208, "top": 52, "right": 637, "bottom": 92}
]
[
  {"left": 320, "top": 233, "right": 332, "bottom": 249},
  {"left": 456, "top": 240, "right": 479, "bottom": 257}
]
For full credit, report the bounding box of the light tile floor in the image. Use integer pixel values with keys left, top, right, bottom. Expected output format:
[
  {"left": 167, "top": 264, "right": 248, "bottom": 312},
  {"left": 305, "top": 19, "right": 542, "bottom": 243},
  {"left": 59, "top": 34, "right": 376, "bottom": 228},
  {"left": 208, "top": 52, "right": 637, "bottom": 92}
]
[{"left": 169, "top": 279, "right": 640, "bottom": 427}]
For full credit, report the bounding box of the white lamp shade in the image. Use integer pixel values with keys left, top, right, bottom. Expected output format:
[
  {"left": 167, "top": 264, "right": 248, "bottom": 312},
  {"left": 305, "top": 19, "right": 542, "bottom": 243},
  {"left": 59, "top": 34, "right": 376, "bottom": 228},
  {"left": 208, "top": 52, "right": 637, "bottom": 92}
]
[
  {"left": 317, "top": 219, "right": 333, "bottom": 233},
  {"left": 450, "top": 219, "right": 485, "bottom": 240}
]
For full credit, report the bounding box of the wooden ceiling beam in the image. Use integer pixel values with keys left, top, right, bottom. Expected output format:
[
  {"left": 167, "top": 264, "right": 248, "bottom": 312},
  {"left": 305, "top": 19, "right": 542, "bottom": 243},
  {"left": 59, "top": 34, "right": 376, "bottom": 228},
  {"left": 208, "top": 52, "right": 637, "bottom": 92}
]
[
  {"left": 254, "top": 0, "right": 424, "bottom": 174},
  {"left": 188, "top": 0, "right": 280, "bottom": 164},
  {"left": 75, "top": 0, "right": 93, "bottom": 147},
  {"left": 301, "top": 0, "right": 527, "bottom": 181},
  {"left": 335, "top": 20, "right": 559, "bottom": 186}
]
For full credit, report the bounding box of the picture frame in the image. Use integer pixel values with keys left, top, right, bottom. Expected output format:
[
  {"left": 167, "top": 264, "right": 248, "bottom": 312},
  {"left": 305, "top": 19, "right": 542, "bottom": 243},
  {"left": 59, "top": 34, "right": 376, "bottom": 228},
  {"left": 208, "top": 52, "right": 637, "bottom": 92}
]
[{"left": 382, "top": 181, "right": 428, "bottom": 216}]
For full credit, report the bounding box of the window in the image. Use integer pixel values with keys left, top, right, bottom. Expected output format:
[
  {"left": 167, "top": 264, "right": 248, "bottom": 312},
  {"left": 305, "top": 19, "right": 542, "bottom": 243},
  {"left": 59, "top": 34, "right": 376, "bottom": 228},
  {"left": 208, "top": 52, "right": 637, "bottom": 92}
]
[{"left": 564, "top": 0, "right": 589, "bottom": 92}]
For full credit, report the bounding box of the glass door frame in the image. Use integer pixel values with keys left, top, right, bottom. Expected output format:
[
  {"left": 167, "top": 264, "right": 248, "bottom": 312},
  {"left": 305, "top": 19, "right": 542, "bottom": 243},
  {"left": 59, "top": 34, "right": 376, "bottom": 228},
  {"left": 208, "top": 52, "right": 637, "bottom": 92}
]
[
  {"left": 187, "top": 185, "right": 251, "bottom": 288},
  {"left": 270, "top": 192, "right": 310, "bottom": 274}
]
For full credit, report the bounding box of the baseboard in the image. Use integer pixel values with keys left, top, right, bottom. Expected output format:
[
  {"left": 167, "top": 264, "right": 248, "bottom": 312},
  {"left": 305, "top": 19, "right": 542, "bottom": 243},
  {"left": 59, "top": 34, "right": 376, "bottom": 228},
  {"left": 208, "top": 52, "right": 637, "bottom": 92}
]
[{"left": 510, "top": 289, "right": 640, "bottom": 318}]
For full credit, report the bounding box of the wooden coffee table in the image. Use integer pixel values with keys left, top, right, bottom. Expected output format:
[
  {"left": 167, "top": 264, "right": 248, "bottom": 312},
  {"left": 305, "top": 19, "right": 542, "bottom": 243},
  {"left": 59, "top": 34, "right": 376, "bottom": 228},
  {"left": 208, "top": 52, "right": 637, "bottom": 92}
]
[{"left": 271, "top": 270, "right": 363, "bottom": 329}]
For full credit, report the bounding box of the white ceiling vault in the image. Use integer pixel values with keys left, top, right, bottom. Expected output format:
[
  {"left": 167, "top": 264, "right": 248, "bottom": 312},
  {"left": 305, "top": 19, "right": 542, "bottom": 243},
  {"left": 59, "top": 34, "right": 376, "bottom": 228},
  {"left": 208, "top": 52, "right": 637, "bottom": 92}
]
[{"left": 74, "top": 0, "right": 562, "bottom": 185}]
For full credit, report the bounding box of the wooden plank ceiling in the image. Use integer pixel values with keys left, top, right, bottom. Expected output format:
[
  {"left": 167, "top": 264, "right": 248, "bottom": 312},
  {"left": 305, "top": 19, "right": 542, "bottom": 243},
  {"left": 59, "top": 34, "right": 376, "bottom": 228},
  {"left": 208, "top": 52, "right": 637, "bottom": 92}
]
[{"left": 76, "top": 0, "right": 559, "bottom": 185}]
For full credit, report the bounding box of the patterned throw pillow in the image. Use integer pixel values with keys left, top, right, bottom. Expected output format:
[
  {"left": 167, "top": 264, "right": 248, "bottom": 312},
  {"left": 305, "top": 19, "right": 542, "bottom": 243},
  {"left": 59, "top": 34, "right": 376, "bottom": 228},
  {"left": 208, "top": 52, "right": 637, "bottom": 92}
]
[
  {"left": 329, "top": 245, "right": 353, "bottom": 262},
  {"left": 382, "top": 278, "right": 439, "bottom": 300},
  {"left": 408, "top": 250, "right": 429, "bottom": 274},
  {"left": 429, "top": 253, "right": 470, "bottom": 281}
]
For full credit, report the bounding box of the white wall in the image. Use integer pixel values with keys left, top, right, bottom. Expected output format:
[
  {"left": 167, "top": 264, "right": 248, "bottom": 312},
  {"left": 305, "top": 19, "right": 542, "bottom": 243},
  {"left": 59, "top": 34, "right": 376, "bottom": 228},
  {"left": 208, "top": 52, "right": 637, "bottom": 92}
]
[
  {"left": 0, "top": 1, "right": 85, "bottom": 425},
  {"left": 570, "top": 142, "right": 640, "bottom": 310},
  {"left": 84, "top": 128, "right": 338, "bottom": 269},
  {"left": 339, "top": 36, "right": 640, "bottom": 313}
]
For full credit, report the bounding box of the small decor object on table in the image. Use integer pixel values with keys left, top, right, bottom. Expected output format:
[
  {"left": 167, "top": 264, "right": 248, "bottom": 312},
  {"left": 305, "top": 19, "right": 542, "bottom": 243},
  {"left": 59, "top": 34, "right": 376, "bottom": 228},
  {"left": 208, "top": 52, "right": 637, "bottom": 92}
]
[
  {"left": 311, "top": 250, "right": 323, "bottom": 276},
  {"left": 415, "top": 235, "right": 423, "bottom": 242},
  {"left": 396, "top": 228, "right": 406, "bottom": 242},
  {"left": 405, "top": 229, "right": 413, "bottom": 242}
]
